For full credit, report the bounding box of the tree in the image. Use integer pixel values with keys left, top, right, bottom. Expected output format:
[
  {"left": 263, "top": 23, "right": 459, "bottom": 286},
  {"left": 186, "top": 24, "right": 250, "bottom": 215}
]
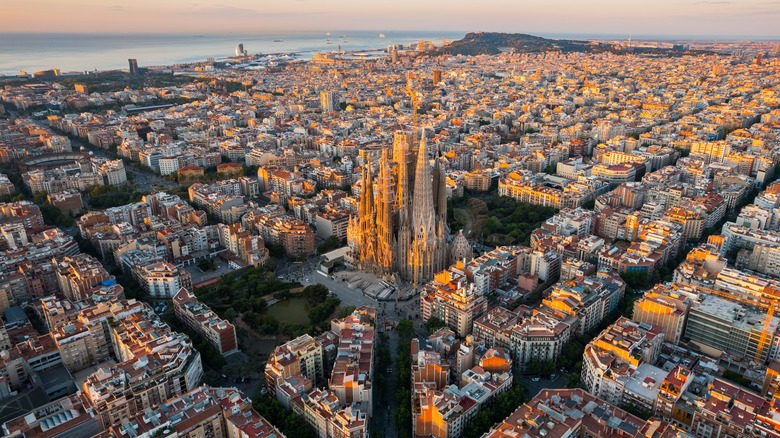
[
  {"left": 723, "top": 369, "right": 752, "bottom": 387},
  {"left": 317, "top": 235, "right": 343, "bottom": 254},
  {"left": 558, "top": 339, "right": 584, "bottom": 371},
  {"left": 540, "top": 359, "right": 555, "bottom": 376},
  {"left": 273, "top": 290, "right": 291, "bottom": 300},
  {"left": 336, "top": 306, "right": 356, "bottom": 318},
  {"left": 621, "top": 403, "right": 654, "bottom": 420},
  {"left": 244, "top": 312, "right": 279, "bottom": 335},
  {"left": 396, "top": 318, "right": 414, "bottom": 340},
  {"left": 307, "top": 296, "right": 341, "bottom": 325},
  {"left": 197, "top": 258, "right": 215, "bottom": 272},
  {"left": 302, "top": 284, "right": 329, "bottom": 305},
  {"left": 253, "top": 397, "right": 317, "bottom": 438},
  {"left": 483, "top": 216, "right": 502, "bottom": 236},
  {"left": 395, "top": 333, "right": 413, "bottom": 438},
  {"left": 567, "top": 372, "right": 584, "bottom": 389},
  {"left": 619, "top": 271, "right": 649, "bottom": 290},
  {"left": 525, "top": 357, "right": 541, "bottom": 375},
  {"left": 461, "top": 384, "right": 526, "bottom": 438},
  {"left": 266, "top": 242, "right": 285, "bottom": 258},
  {"left": 425, "top": 316, "right": 446, "bottom": 333}
]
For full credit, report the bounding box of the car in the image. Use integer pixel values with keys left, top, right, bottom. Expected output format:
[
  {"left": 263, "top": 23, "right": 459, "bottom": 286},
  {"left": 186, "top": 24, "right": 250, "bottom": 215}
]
[
  {"left": 531, "top": 377, "right": 540, "bottom": 382},
  {"left": 221, "top": 374, "right": 227, "bottom": 379}
]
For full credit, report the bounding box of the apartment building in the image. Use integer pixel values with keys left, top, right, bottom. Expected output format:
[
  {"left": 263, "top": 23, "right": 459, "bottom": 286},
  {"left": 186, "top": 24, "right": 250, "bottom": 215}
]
[
  {"left": 689, "top": 379, "right": 780, "bottom": 438},
  {"left": 54, "top": 254, "right": 113, "bottom": 302},
  {"left": 508, "top": 310, "right": 571, "bottom": 371},
  {"left": 265, "top": 334, "right": 325, "bottom": 396},
  {"left": 684, "top": 294, "right": 780, "bottom": 363},
  {"left": 483, "top": 389, "right": 665, "bottom": 438},
  {"left": 81, "top": 307, "right": 203, "bottom": 428},
  {"left": 582, "top": 317, "right": 664, "bottom": 405},
  {"left": 329, "top": 310, "right": 375, "bottom": 412},
  {"left": 420, "top": 269, "right": 488, "bottom": 337},
  {"left": 134, "top": 260, "right": 193, "bottom": 298},
  {"left": 472, "top": 307, "right": 521, "bottom": 350},
  {"left": 632, "top": 285, "right": 692, "bottom": 344},
  {"left": 542, "top": 272, "right": 625, "bottom": 336},
  {"left": 173, "top": 287, "right": 238, "bottom": 356}
]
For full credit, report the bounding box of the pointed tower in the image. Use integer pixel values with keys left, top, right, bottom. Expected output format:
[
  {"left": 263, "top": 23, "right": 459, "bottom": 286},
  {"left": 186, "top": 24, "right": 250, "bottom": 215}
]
[
  {"left": 393, "top": 131, "right": 416, "bottom": 174},
  {"left": 358, "top": 159, "right": 377, "bottom": 267},
  {"left": 450, "top": 230, "right": 473, "bottom": 265},
  {"left": 433, "top": 156, "right": 449, "bottom": 272},
  {"left": 410, "top": 132, "right": 437, "bottom": 285},
  {"left": 393, "top": 130, "right": 418, "bottom": 188},
  {"left": 374, "top": 148, "right": 395, "bottom": 273},
  {"left": 394, "top": 133, "right": 413, "bottom": 279}
]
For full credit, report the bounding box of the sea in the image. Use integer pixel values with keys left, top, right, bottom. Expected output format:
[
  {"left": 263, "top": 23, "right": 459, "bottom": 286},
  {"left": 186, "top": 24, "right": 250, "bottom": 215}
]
[
  {"left": 2, "top": 31, "right": 777, "bottom": 77},
  {"left": 0, "top": 31, "right": 466, "bottom": 76}
]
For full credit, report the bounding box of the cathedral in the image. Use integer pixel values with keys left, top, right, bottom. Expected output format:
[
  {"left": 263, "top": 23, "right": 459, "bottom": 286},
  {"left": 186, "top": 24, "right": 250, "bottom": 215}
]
[{"left": 347, "top": 130, "right": 449, "bottom": 285}]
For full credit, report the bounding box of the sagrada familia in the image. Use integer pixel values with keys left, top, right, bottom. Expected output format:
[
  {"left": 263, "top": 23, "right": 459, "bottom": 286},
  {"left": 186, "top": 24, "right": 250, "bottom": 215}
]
[{"left": 347, "top": 130, "right": 450, "bottom": 286}]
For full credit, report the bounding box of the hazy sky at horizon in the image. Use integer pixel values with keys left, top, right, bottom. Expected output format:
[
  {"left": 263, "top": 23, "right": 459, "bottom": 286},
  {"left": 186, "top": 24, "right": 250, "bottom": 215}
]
[{"left": 5, "top": 0, "right": 780, "bottom": 37}]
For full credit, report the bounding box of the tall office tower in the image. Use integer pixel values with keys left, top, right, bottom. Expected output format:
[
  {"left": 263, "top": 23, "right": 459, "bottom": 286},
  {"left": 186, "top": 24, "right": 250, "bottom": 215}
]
[
  {"left": 128, "top": 59, "right": 138, "bottom": 76},
  {"left": 235, "top": 44, "right": 244, "bottom": 57},
  {"left": 433, "top": 69, "right": 442, "bottom": 84},
  {"left": 392, "top": 46, "right": 398, "bottom": 63},
  {"left": 348, "top": 132, "right": 448, "bottom": 284}
]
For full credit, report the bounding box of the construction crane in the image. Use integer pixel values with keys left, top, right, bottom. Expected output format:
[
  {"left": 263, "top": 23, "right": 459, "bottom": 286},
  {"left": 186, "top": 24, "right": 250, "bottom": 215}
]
[
  {"left": 406, "top": 79, "right": 421, "bottom": 126},
  {"left": 675, "top": 283, "right": 778, "bottom": 363},
  {"left": 756, "top": 302, "right": 776, "bottom": 363}
]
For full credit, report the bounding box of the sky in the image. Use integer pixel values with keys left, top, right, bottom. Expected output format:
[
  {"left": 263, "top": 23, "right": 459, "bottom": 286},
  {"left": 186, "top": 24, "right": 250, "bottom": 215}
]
[{"left": 5, "top": 0, "right": 780, "bottom": 37}]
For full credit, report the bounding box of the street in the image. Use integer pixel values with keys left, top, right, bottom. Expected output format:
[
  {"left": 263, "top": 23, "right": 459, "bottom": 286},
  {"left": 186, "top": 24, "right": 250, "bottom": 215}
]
[
  {"left": 277, "top": 257, "right": 420, "bottom": 321},
  {"left": 277, "top": 257, "right": 425, "bottom": 438},
  {"left": 517, "top": 371, "right": 571, "bottom": 399},
  {"left": 32, "top": 118, "right": 178, "bottom": 194}
]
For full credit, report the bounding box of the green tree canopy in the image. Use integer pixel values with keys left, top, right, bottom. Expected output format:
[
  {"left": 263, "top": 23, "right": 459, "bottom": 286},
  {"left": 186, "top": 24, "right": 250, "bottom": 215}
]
[
  {"left": 302, "top": 284, "right": 329, "bottom": 305},
  {"left": 396, "top": 319, "right": 414, "bottom": 340},
  {"left": 425, "top": 316, "right": 446, "bottom": 333}
]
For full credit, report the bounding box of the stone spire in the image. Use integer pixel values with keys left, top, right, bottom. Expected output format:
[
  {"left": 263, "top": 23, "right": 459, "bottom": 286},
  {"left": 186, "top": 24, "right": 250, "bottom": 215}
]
[
  {"left": 358, "top": 159, "right": 376, "bottom": 266},
  {"left": 394, "top": 133, "right": 413, "bottom": 279},
  {"left": 374, "top": 148, "right": 395, "bottom": 273},
  {"left": 433, "top": 156, "right": 449, "bottom": 271},
  {"left": 412, "top": 132, "right": 435, "bottom": 235},
  {"left": 393, "top": 130, "right": 418, "bottom": 188},
  {"left": 433, "top": 156, "right": 448, "bottom": 223},
  {"left": 411, "top": 131, "right": 437, "bottom": 285},
  {"left": 347, "top": 130, "right": 450, "bottom": 284}
]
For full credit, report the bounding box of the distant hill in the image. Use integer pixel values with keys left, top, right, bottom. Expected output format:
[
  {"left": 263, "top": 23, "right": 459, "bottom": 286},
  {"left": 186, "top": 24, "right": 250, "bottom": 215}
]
[
  {"left": 430, "top": 32, "right": 709, "bottom": 57},
  {"left": 431, "top": 32, "right": 585, "bottom": 56}
]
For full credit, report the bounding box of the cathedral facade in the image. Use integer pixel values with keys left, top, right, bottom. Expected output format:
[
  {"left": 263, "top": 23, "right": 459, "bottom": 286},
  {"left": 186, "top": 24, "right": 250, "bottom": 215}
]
[{"left": 347, "top": 131, "right": 449, "bottom": 285}]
